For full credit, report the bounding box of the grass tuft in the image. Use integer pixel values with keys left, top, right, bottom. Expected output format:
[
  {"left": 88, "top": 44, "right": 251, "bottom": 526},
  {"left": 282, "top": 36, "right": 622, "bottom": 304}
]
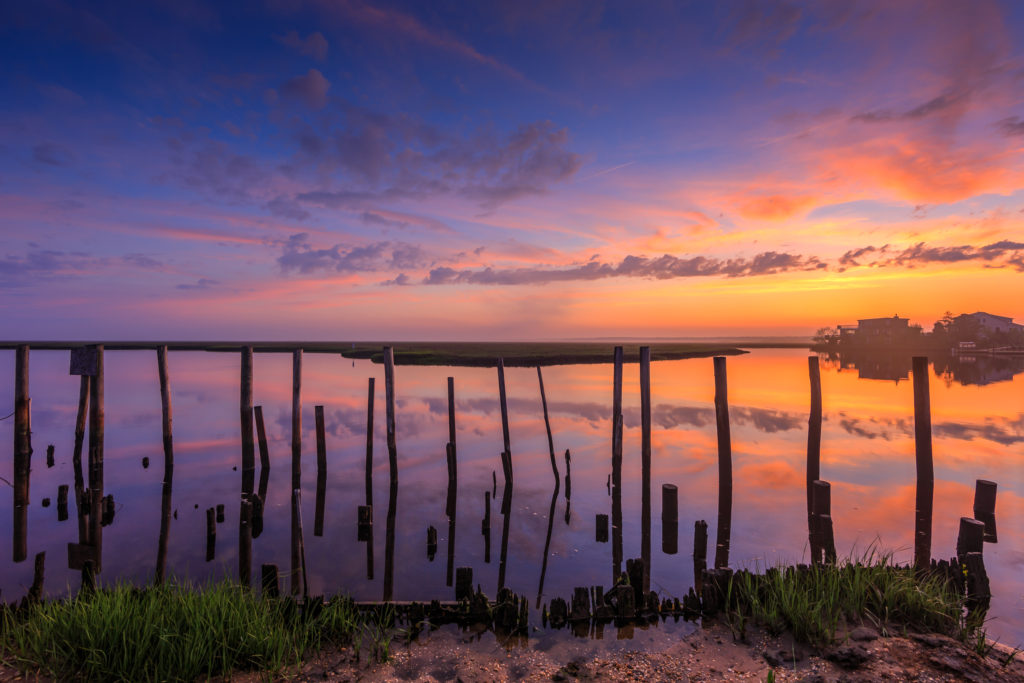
[
  {"left": 724, "top": 549, "right": 977, "bottom": 647},
  {"left": 0, "top": 580, "right": 382, "bottom": 682}
]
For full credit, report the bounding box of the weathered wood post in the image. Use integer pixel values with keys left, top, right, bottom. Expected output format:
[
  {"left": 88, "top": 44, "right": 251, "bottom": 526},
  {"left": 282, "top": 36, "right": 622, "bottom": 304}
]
[
  {"left": 365, "top": 377, "right": 374, "bottom": 507},
  {"left": 447, "top": 376, "right": 457, "bottom": 478},
  {"left": 383, "top": 479, "right": 397, "bottom": 601},
  {"left": 240, "top": 347, "right": 255, "bottom": 494},
  {"left": 693, "top": 520, "right": 708, "bottom": 593},
  {"left": 57, "top": 484, "right": 69, "bottom": 521},
  {"left": 956, "top": 517, "right": 985, "bottom": 562},
  {"left": 611, "top": 346, "right": 624, "bottom": 584},
  {"left": 384, "top": 347, "right": 398, "bottom": 487},
  {"left": 314, "top": 405, "right": 327, "bottom": 537},
  {"left": 28, "top": 551, "right": 45, "bottom": 602},
  {"left": 455, "top": 566, "right": 473, "bottom": 601},
  {"left": 290, "top": 349, "right": 302, "bottom": 595},
  {"left": 482, "top": 490, "right": 491, "bottom": 563},
  {"left": 537, "top": 366, "right": 559, "bottom": 483},
  {"left": 156, "top": 346, "right": 174, "bottom": 584},
  {"left": 206, "top": 507, "right": 216, "bottom": 561},
  {"left": 13, "top": 345, "right": 31, "bottom": 562},
  {"left": 498, "top": 480, "right": 512, "bottom": 592},
  {"left": 912, "top": 356, "right": 934, "bottom": 571},
  {"left": 640, "top": 346, "right": 652, "bottom": 591},
  {"left": 662, "top": 484, "right": 678, "bottom": 555},
  {"left": 811, "top": 480, "right": 836, "bottom": 564},
  {"left": 239, "top": 497, "right": 252, "bottom": 587},
  {"left": 254, "top": 405, "right": 270, "bottom": 506},
  {"left": 293, "top": 488, "right": 309, "bottom": 599},
  {"left": 88, "top": 345, "right": 104, "bottom": 573},
  {"left": 973, "top": 479, "right": 997, "bottom": 542},
  {"left": 807, "top": 356, "right": 822, "bottom": 542},
  {"left": 261, "top": 564, "right": 280, "bottom": 598},
  {"left": 72, "top": 373, "right": 90, "bottom": 542},
  {"left": 713, "top": 356, "right": 732, "bottom": 570},
  {"left": 497, "top": 358, "right": 512, "bottom": 485}
]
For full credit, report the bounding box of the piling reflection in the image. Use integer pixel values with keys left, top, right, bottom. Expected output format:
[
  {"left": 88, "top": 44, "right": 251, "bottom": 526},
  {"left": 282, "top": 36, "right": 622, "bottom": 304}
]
[
  {"left": 497, "top": 480, "right": 512, "bottom": 593},
  {"left": 536, "top": 479, "right": 559, "bottom": 608}
]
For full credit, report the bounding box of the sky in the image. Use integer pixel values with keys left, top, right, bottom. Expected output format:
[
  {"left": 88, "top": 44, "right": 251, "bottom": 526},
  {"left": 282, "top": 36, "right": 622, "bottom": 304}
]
[{"left": 1, "top": 0, "right": 1023, "bottom": 340}]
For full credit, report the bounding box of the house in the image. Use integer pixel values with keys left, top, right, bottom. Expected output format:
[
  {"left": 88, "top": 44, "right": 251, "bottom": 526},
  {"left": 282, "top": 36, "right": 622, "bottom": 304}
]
[
  {"left": 855, "top": 315, "right": 910, "bottom": 342},
  {"left": 954, "top": 312, "right": 1024, "bottom": 336}
]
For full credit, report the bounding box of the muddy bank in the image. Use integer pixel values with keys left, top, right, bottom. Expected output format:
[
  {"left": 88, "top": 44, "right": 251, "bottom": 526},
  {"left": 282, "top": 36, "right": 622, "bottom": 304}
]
[{"left": 221, "top": 622, "right": 1024, "bottom": 682}]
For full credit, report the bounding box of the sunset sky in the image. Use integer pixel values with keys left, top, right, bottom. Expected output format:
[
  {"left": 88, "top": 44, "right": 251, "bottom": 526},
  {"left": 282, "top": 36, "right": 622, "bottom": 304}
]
[{"left": 2, "top": 0, "right": 1023, "bottom": 340}]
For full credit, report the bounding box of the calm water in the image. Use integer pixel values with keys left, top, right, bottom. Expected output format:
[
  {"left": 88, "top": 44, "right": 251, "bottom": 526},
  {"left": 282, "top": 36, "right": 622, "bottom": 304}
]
[{"left": 1, "top": 348, "right": 1021, "bottom": 645}]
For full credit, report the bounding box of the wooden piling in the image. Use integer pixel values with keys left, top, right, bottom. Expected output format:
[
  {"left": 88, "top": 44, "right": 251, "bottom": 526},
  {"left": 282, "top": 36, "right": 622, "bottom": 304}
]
[
  {"left": 497, "top": 358, "right": 512, "bottom": 484},
  {"left": 315, "top": 405, "right": 327, "bottom": 475},
  {"left": 365, "top": 377, "right": 374, "bottom": 507},
  {"left": 911, "top": 356, "right": 934, "bottom": 571},
  {"left": 693, "top": 520, "right": 708, "bottom": 593},
  {"left": 216, "top": 504, "right": 225, "bottom": 523},
  {"left": 156, "top": 345, "right": 174, "bottom": 585},
  {"left": 447, "top": 376, "right": 457, "bottom": 476},
  {"left": 640, "top": 346, "right": 652, "bottom": 592},
  {"left": 240, "top": 347, "right": 255, "bottom": 494},
  {"left": 290, "top": 349, "right": 302, "bottom": 595},
  {"left": 293, "top": 488, "right": 309, "bottom": 599},
  {"left": 537, "top": 367, "right": 559, "bottom": 483},
  {"left": 13, "top": 345, "right": 31, "bottom": 563},
  {"left": 806, "top": 356, "right": 822, "bottom": 539},
  {"left": 254, "top": 405, "right": 270, "bottom": 475},
  {"left": 28, "top": 551, "right": 45, "bottom": 602},
  {"left": 206, "top": 507, "right": 216, "bottom": 561},
  {"left": 956, "top": 517, "right": 985, "bottom": 562},
  {"left": 483, "top": 490, "right": 492, "bottom": 563},
  {"left": 596, "top": 514, "right": 609, "bottom": 543},
  {"left": 57, "top": 485, "right": 69, "bottom": 521},
  {"left": 662, "top": 484, "right": 678, "bottom": 521},
  {"left": 427, "top": 525, "right": 438, "bottom": 560},
  {"left": 314, "top": 470, "right": 326, "bottom": 538},
  {"left": 612, "top": 345, "right": 624, "bottom": 584},
  {"left": 712, "top": 356, "right": 732, "bottom": 570},
  {"left": 455, "top": 567, "right": 473, "bottom": 601},
  {"left": 239, "top": 497, "right": 252, "bottom": 587},
  {"left": 810, "top": 479, "right": 834, "bottom": 564},
  {"left": 46, "top": 445, "right": 54, "bottom": 468},
  {"left": 446, "top": 479, "right": 456, "bottom": 586},
  {"left": 383, "top": 479, "right": 397, "bottom": 602},
  {"left": 498, "top": 481, "right": 512, "bottom": 592},
  {"left": 383, "top": 347, "right": 398, "bottom": 486},
  {"left": 261, "top": 564, "right": 280, "bottom": 598},
  {"left": 88, "top": 345, "right": 104, "bottom": 573},
  {"left": 973, "top": 479, "right": 997, "bottom": 542}
]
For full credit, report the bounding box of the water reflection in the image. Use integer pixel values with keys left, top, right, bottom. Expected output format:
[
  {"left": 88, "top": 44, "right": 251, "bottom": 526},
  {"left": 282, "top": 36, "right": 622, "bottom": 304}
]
[
  {"left": 1, "top": 347, "right": 1021, "bottom": 643},
  {"left": 822, "top": 349, "right": 1024, "bottom": 386}
]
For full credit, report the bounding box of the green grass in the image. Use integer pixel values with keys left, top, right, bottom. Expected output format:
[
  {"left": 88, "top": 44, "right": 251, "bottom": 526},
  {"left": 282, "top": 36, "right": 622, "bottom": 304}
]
[
  {"left": 1, "top": 581, "right": 391, "bottom": 682},
  {"left": 723, "top": 551, "right": 976, "bottom": 647}
]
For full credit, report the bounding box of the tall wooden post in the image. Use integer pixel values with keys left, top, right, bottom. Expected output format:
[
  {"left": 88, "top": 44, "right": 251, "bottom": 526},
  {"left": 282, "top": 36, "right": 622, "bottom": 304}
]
[
  {"left": 13, "top": 345, "right": 31, "bottom": 562},
  {"left": 365, "top": 377, "right": 375, "bottom": 507},
  {"left": 314, "top": 405, "right": 327, "bottom": 537},
  {"left": 290, "top": 349, "right": 302, "bottom": 595},
  {"left": 611, "top": 346, "right": 624, "bottom": 584},
  {"left": 88, "top": 345, "right": 104, "bottom": 573},
  {"left": 156, "top": 346, "right": 174, "bottom": 584},
  {"left": 639, "top": 346, "right": 652, "bottom": 593},
  {"left": 713, "top": 356, "right": 732, "bottom": 570},
  {"left": 537, "top": 367, "right": 559, "bottom": 483},
  {"left": 383, "top": 347, "right": 398, "bottom": 486},
  {"left": 72, "top": 376, "right": 90, "bottom": 556},
  {"left": 806, "top": 356, "right": 822, "bottom": 528},
  {"left": 240, "top": 347, "right": 255, "bottom": 494},
  {"left": 497, "top": 358, "right": 512, "bottom": 484},
  {"left": 912, "top": 356, "right": 933, "bottom": 571}
]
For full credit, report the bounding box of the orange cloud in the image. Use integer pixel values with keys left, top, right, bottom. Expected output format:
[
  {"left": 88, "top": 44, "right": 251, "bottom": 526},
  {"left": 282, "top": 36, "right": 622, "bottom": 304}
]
[{"left": 736, "top": 193, "right": 818, "bottom": 221}]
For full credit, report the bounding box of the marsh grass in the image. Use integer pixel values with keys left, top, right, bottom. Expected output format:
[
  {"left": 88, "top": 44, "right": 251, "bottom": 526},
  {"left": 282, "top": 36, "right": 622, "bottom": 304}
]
[
  {"left": 724, "top": 549, "right": 976, "bottom": 647},
  {"left": 0, "top": 581, "right": 389, "bottom": 682}
]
